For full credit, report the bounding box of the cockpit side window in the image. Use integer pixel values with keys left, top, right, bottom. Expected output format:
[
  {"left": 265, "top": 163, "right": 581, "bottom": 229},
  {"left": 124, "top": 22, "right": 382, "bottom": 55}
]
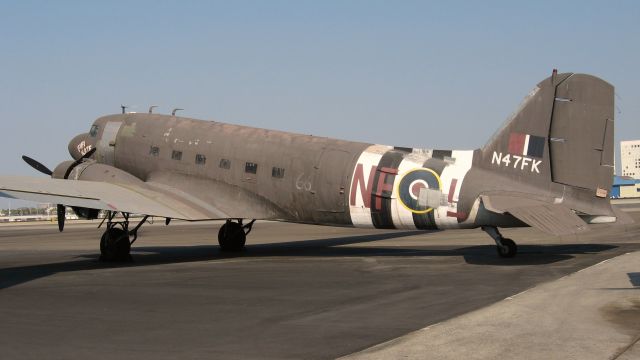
[{"left": 89, "top": 125, "right": 99, "bottom": 137}]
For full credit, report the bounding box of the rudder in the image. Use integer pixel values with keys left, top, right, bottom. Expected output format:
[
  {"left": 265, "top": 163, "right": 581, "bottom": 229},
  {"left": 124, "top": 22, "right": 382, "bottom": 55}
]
[{"left": 549, "top": 74, "right": 614, "bottom": 194}]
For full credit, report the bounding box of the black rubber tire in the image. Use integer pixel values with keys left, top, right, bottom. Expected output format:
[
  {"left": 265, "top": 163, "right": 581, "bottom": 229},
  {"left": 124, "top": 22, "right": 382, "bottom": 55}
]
[
  {"left": 496, "top": 238, "right": 517, "bottom": 258},
  {"left": 100, "top": 227, "right": 131, "bottom": 261},
  {"left": 218, "top": 222, "right": 246, "bottom": 251}
]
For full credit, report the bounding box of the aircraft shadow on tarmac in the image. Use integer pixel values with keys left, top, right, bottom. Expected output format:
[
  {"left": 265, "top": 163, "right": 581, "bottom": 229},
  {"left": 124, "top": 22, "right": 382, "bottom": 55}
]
[{"left": 0, "top": 230, "right": 622, "bottom": 290}]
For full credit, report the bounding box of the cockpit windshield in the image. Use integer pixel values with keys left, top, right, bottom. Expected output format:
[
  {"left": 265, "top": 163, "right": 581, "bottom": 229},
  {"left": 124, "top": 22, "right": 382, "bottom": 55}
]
[{"left": 89, "top": 124, "right": 99, "bottom": 137}]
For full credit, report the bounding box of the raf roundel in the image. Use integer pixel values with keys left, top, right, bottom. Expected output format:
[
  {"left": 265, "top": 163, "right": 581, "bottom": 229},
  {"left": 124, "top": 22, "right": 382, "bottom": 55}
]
[{"left": 397, "top": 168, "right": 442, "bottom": 214}]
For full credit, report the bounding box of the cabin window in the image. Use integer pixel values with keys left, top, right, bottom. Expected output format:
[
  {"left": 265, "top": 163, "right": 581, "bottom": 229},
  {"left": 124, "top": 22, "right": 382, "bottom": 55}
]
[
  {"left": 272, "top": 167, "right": 285, "bottom": 178},
  {"left": 89, "top": 125, "right": 99, "bottom": 137},
  {"left": 245, "top": 162, "right": 258, "bottom": 174},
  {"left": 149, "top": 146, "right": 159, "bottom": 157},
  {"left": 219, "top": 158, "right": 231, "bottom": 169},
  {"left": 195, "top": 154, "right": 206, "bottom": 165},
  {"left": 171, "top": 150, "right": 182, "bottom": 161}
]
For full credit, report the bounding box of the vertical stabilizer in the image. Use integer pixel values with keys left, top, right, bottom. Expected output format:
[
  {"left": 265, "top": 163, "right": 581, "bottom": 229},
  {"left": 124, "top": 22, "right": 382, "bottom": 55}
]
[{"left": 480, "top": 72, "right": 614, "bottom": 199}]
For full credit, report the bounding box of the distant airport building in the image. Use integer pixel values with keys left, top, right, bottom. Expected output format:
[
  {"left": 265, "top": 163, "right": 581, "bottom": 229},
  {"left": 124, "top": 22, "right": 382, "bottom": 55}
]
[
  {"left": 611, "top": 175, "right": 640, "bottom": 199},
  {"left": 620, "top": 140, "right": 640, "bottom": 178}
]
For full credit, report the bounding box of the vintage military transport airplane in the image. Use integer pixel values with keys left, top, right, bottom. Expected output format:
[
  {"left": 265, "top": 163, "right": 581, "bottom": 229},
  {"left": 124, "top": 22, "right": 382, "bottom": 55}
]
[{"left": 0, "top": 71, "right": 629, "bottom": 261}]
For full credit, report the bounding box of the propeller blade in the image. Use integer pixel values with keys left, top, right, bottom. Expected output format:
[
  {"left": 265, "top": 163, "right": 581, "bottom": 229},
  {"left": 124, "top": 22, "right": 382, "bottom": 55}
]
[
  {"left": 64, "top": 147, "right": 97, "bottom": 179},
  {"left": 81, "top": 146, "right": 97, "bottom": 160},
  {"left": 57, "top": 204, "right": 65, "bottom": 232},
  {"left": 22, "top": 155, "right": 53, "bottom": 176}
]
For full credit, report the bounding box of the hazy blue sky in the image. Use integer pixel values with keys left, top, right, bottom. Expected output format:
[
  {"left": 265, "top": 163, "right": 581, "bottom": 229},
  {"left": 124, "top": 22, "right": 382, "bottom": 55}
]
[{"left": 1, "top": 0, "right": 639, "bottom": 208}]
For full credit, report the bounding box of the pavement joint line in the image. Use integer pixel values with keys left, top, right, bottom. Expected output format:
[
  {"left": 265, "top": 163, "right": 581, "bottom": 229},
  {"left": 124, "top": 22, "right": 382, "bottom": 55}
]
[
  {"left": 575, "top": 257, "right": 613, "bottom": 274},
  {"left": 505, "top": 288, "right": 530, "bottom": 300},
  {"left": 612, "top": 334, "right": 640, "bottom": 360}
]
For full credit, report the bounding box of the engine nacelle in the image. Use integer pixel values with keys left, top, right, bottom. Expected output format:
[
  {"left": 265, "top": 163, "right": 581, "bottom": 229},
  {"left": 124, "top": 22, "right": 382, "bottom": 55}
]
[
  {"left": 52, "top": 160, "right": 75, "bottom": 179},
  {"left": 51, "top": 161, "right": 145, "bottom": 219},
  {"left": 60, "top": 161, "right": 144, "bottom": 185}
]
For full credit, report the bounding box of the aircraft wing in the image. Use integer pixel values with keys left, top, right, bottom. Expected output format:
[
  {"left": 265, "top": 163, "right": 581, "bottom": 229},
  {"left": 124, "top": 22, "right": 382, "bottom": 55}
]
[
  {"left": 481, "top": 194, "right": 590, "bottom": 236},
  {"left": 0, "top": 176, "right": 233, "bottom": 220}
]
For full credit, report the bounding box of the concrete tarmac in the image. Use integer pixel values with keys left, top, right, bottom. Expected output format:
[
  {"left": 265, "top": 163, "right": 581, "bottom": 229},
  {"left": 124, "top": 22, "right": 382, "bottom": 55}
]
[
  {"left": 342, "top": 251, "right": 640, "bottom": 360},
  {"left": 1, "top": 213, "right": 639, "bottom": 360}
]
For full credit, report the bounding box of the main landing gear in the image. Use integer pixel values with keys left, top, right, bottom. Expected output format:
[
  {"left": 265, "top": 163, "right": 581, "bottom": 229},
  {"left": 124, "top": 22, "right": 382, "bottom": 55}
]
[
  {"left": 482, "top": 226, "right": 517, "bottom": 258},
  {"left": 98, "top": 211, "right": 149, "bottom": 261},
  {"left": 218, "top": 219, "right": 255, "bottom": 251}
]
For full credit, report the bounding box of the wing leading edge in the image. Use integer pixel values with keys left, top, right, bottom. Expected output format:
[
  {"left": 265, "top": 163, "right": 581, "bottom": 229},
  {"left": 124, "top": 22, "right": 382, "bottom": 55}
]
[{"left": 0, "top": 176, "right": 225, "bottom": 220}]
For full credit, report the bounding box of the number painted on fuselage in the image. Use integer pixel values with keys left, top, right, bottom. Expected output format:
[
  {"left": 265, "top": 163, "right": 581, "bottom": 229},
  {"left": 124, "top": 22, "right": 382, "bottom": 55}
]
[{"left": 295, "top": 173, "right": 312, "bottom": 191}]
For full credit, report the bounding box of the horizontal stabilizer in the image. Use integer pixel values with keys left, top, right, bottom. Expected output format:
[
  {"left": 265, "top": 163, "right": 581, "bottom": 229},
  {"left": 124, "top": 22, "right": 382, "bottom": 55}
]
[
  {"left": 480, "top": 195, "right": 590, "bottom": 236},
  {"left": 611, "top": 205, "right": 635, "bottom": 225},
  {"left": 507, "top": 205, "right": 589, "bottom": 236}
]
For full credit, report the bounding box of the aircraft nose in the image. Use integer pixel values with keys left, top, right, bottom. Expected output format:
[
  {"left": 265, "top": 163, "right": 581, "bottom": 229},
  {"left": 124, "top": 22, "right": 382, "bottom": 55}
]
[{"left": 68, "top": 133, "right": 94, "bottom": 160}]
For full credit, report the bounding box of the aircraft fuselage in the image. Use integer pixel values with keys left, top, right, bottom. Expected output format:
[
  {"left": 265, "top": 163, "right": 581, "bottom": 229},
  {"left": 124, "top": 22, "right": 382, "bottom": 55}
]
[{"left": 80, "top": 113, "right": 485, "bottom": 230}]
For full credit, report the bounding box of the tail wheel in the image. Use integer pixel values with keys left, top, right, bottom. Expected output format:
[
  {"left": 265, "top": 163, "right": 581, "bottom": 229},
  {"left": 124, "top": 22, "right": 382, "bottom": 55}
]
[{"left": 496, "top": 238, "right": 517, "bottom": 258}]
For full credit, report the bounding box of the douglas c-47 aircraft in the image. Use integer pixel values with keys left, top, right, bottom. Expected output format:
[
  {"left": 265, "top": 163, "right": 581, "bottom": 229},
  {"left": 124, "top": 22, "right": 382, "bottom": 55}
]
[{"left": 1, "top": 71, "right": 631, "bottom": 261}]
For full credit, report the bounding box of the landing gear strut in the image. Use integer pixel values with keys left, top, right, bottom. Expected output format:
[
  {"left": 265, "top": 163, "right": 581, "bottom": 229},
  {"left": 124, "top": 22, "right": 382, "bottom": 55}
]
[
  {"left": 482, "top": 226, "right": 517, "bottom": 258},
  {"left": 98, "top": 211, "right": 149, "bottom": 261},
  {"left": 218, "top": 219, "right": 255, "bottom": 251}
]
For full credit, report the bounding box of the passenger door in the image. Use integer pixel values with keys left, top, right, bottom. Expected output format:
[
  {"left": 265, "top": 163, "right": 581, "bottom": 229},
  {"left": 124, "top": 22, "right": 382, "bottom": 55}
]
[{"left": 312, "top": 148, "right": 351, "bottom": 221}]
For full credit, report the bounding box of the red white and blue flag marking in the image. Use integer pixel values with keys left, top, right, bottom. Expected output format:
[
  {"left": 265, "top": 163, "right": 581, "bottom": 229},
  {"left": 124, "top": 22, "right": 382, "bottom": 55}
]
[{"left": 508, "top": 133, "right": 545, "bottom": 158}]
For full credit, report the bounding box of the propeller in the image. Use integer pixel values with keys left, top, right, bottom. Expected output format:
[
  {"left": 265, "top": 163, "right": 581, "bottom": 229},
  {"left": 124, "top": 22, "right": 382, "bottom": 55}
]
[
  {"left": 21, "top": 155, "right": 53, "bottom": 176},
  {"left": 22, "top": 147, "right": 97, "bottom": 232},
  {"left": 57, "top": 204, "right": 65, "bottom": 232}
]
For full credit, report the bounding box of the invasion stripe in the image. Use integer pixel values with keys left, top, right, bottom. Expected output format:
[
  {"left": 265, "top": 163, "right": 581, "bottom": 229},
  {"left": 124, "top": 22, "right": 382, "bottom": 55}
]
[
  {"left": 412, "top": 157, "right": 448, "bottom": 230},
  {"left": 370, "top": 150, "right": 405, "bottom": 229},
  {"left": 432, "top": 149, "right": 453, "bottom": 160}
]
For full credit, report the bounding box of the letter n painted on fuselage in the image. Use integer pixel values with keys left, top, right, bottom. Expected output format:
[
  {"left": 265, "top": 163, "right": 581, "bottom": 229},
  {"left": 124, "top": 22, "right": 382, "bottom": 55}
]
[
  {"left": 350, "top": 163, "right": 377, "bottom": 208},
  {"left": 348, "top": 144, "right": 393, "bottom": 228}
]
